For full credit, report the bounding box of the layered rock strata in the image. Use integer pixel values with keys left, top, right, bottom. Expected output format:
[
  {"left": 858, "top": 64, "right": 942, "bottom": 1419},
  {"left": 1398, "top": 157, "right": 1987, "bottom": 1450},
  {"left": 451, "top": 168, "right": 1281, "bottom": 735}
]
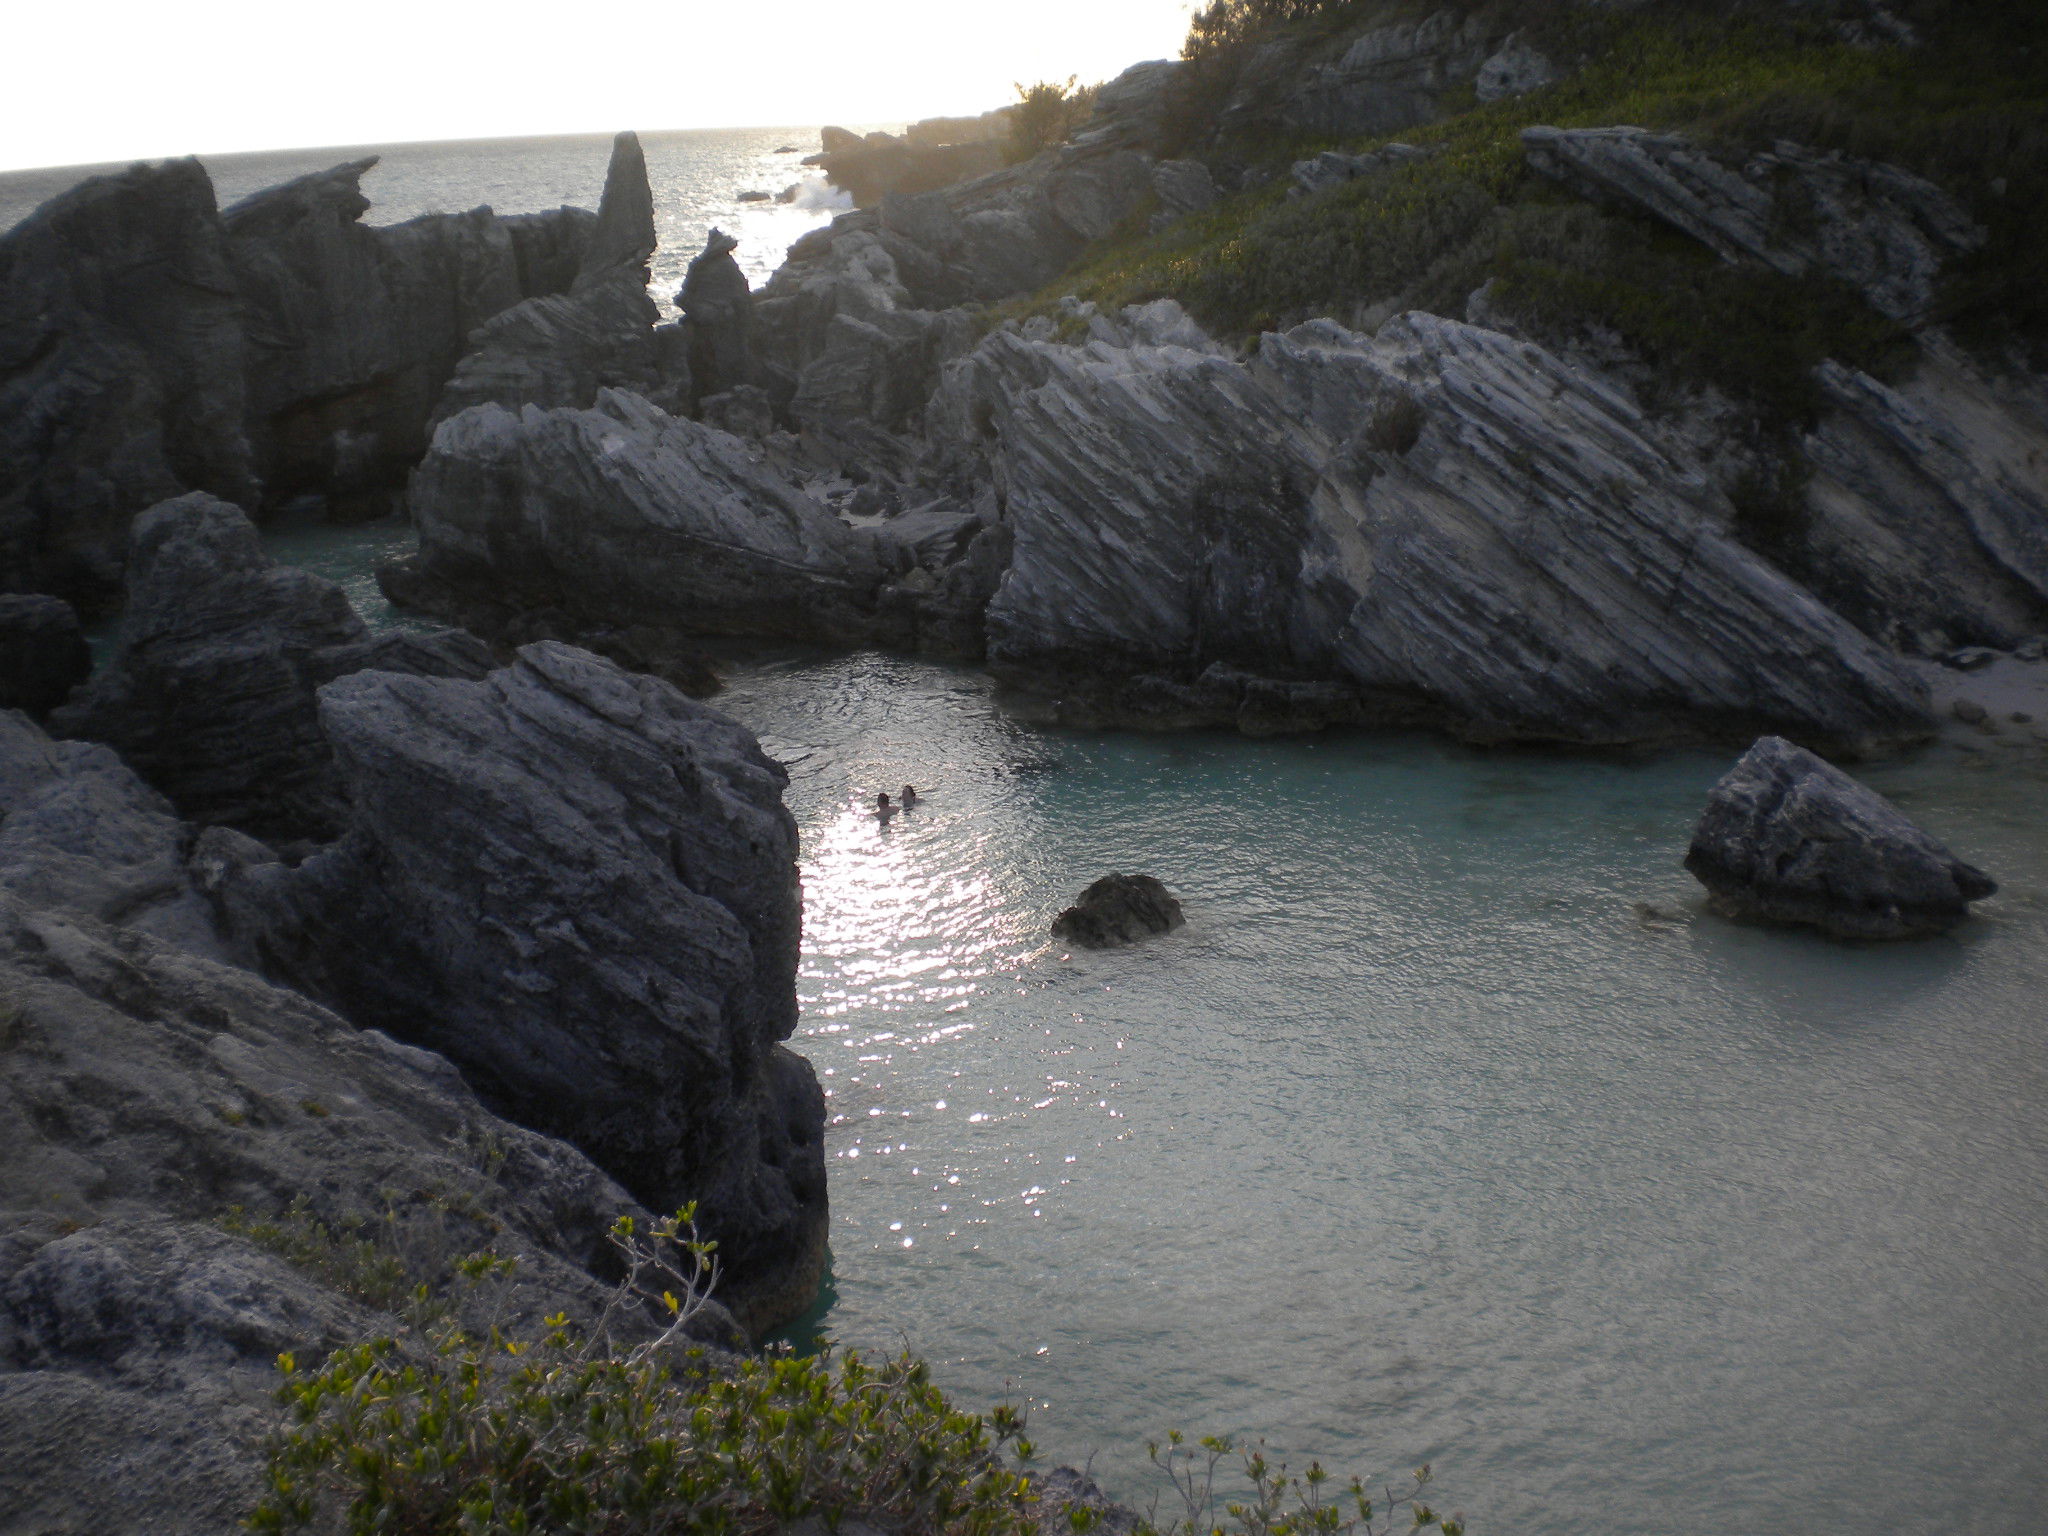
[
  {"left": 208, "top": 643, "right": 829, "bottom": 1332},
  {"left": 432, "top": 131, "right": 681, "bottom": 425},
  {"left": 401, "top": 388, "right": 1005, "bottom": 658},
  {"left": 1684, "top": 734, "right": 1997, "bottom": 938},
  {"left": 928, "top": 300, "right": 1933, "bottom": 748},
  {"left": 0, "top": 891, "right": 683, "bottom": 1533},
  {"left": 0, "top": 149, "right": 594, "bottom": 599}
]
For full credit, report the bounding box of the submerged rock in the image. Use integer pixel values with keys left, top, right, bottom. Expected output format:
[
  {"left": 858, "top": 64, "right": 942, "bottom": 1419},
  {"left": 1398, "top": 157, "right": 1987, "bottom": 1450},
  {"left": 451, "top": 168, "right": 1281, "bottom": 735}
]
[
  {"left": 210, "top": 643, "right": 828, "bottom": 1331},
  {"left": 0, "top": 594, "right": 91, "bottom": 716},
  {"left": 1052, "top": 873, "right": 1185, "bottom": 949},
  {"left": 1684, "top": 735, "right": 1996, "bottom": 939}
]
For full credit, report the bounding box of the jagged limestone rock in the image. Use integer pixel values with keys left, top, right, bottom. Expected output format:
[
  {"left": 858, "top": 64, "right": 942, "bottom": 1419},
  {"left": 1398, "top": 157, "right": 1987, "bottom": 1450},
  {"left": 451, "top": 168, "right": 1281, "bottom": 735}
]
[
  {"left": 1684, "top": 735, "right": 1996, "bottom": 938},
  {"left": 0, "top": 707, "right": 231, "bottom": 960},
  {"left": 1521, "top": 124, "right": 1984, "bottom": 322},
  {"left": 0, "top": 890, "right": 689, "bottom": 1530},
  {"left": 207, "top": 643, "right": 828, "bottom": 1332},
  {"left": 432, "top": 132, "right": 673, "bottom": 426},
  {"left": 49, "top": 493, "right": 487, "bottom": 843},
  {"left": 679, "top": 227, "right": 762, "bottom": 409},
  {"left": 0, "top": 158, "right": 257, "bottom": 603},
  {"left": 928, "top": 300, "right": 1932, "bottom": 748}
]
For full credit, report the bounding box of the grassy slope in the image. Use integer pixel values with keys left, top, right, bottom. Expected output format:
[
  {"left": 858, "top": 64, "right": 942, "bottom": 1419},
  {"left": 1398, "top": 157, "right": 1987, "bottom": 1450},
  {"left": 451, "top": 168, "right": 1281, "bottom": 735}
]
[{"left": 1040, "top": 0, "right": 2048, "bottom": 431}]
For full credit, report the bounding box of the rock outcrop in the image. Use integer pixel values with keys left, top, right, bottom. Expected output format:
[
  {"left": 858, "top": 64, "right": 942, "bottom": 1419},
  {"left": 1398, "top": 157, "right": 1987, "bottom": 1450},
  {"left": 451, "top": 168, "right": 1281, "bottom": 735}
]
[
  {"left": 49, "top": 493, "right": 365, "bottom": 841},
  {"left": 0, "top": 891, "right": 683, "bottom": 1531},
  {"left": 432, "top": 132, "right": 679, "bottom": 426},
  {"left": 0, "top": 707, "right": 231, "bottom": 961},
  {"left": 1522, "top": 125, "right": 1985, "bottom": 323},
  {"left": 0, "top": 594, "right": 91, "bottom": 715},
  {"left": 804, "top": 128, "right": 1005, "bottom": 207},
  {"left": 678, "top": 228, "right": 761, "bottom": 409},
  {"left": 208, "top": 643, "right": 829, "bottom": 1331},
  {"left": 0, "top": 158, "right": 257, "bottom": 604},
  {"left": 49, "top": 493, "right": 487, "bottom": 844},
  {"left": 0, "top": 148, "right": 597, "bottom": 598},
  {"left": 400, "top": 388, "right": 1002, "bottom": 658},
  {"left": 928, "top": 300, "right": 1933, "bottom": 748},
  {"left": 1052, "top": 874, "right": 1185, "bottom": 949},
  {"left": 1684, "top": 734, "right": 1997, "bottom": 938}
]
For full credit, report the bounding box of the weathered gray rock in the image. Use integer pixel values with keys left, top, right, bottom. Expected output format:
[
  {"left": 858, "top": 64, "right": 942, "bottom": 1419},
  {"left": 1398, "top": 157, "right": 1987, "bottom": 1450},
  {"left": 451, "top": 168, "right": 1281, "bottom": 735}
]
[
  {"left": 1793, "top": 341, "right": 2048, "bottom": 652},
  {"left": 0, "top": 593, "right": 91, "bottom": 715},
  {"left": 1073, "top": 59, "right": 1184, "bottom": 154},
  {"left": 225, "top": 158, "right": 596, "bottom": 517},
  {"left": 0, "top": 707, "right": 229, "bottom": 959},
  {"left": 679, "top": 227, "right": 762, "bottom": 409},
  {"left": 1289, "top": 142, "right": 1430, "bottom": 198},
  {"left": 928, "top": 300, "right": 1932, "bottom": 748},
  {"left": 1522, "top": 125, "right": 1984, "bottom": 322},
  {"left": 1031, "top": 1467, "right": 1143, "bottom": 1536},
  {"left": 432, "top": 132, "right": 672, "bottom": 427},
  {"left": 0, "top": 158, "right": 257, "bottom": 604},
  {"left": 1475, "top": 37, "right": 1559, "bottom": 102},
  {"left": 49, "top": 493, "right": 489, "bottom": 843},
  {"left": 804, "top": 129, "right": 1004, "bottom": 207},
  {"left": 1684, "top": 735, "right": 1996, "bottom": 938},
  {"left": 0, "top": 889, "right": 696, "bottom": 1528},
  {"left": 1150, "top": 158, "right": 1221, "bottom": 230},
  {"left": 407, "top": 390, "right": 891, "bottom": 646},
  {"left": 49, "top": 493, "right": 364, "bottom": 840},
  {"left": 1052, "top": 873, "right": 1185, "bottom": 949},
  {"left": 208, "top": 643, "right": 828, "bottom": 1332}
]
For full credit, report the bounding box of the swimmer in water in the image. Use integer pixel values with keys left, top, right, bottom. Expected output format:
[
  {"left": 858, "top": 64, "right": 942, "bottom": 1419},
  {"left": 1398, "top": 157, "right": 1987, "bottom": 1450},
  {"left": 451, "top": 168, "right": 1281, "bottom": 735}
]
[
  {"left": 876, "top": 791, "right": 894, "bottom": 820},
  {"left": 900, "top": 785, "right": 919, "bottom": 807}
]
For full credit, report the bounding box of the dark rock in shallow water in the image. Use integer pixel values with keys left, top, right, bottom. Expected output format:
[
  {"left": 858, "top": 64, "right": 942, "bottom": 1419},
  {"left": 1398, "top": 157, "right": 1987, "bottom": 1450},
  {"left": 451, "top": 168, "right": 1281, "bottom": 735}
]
[
  {"left": 1052, "top": 873, "right": 1185, "bottom": 949},
  {"left": 1685, "top": 735, "right": 1996, "bottom": 939},
  {"left": 0, "top": 594, "right": 91, "bottom": 715},
  {"left": 210, "top": 642, "right": 827, "bottom": 1331}
]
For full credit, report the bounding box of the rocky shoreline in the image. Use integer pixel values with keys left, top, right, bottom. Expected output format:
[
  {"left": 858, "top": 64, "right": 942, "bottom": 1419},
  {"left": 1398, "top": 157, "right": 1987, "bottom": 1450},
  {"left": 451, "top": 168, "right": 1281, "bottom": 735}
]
[{"left": 0, "top": 0, "right": 2038, "bottom": 1526}]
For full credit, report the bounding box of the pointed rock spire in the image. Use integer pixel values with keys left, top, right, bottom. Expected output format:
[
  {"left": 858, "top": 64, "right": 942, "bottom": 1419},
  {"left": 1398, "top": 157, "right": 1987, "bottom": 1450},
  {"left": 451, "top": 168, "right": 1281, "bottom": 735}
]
[{"left": 574, "top": 130, "right": 656, "bottom": 291}]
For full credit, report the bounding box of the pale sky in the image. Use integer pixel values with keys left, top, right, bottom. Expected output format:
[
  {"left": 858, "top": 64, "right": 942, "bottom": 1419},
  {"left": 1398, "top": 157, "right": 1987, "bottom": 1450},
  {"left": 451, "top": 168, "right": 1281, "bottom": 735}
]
[{"left": 2, "top": 0, "right": 1200, "bottom": 173}]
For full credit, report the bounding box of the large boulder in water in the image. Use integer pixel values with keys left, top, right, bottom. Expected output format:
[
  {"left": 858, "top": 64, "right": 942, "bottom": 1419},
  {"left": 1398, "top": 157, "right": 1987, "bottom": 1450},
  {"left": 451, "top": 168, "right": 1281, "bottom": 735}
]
[
  {"left": 1684, "top": 735, "right": 1997, "bottom": 939},
  {"left": 1052, "top": 873, "right": 1185, "bottom": 949},
  {"left": 209, "top": 642, "right": 828, "bottom": 1332},
  {"left": 0, "top": 595, "right": 92, "bottom": 716}
]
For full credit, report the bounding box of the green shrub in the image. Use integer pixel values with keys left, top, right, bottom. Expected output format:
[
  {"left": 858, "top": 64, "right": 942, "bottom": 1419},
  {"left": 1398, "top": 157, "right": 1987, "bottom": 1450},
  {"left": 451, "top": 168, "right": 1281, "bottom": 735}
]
[{"left": 245, "top": 1208, "right": 1462, "bottom": 1536}]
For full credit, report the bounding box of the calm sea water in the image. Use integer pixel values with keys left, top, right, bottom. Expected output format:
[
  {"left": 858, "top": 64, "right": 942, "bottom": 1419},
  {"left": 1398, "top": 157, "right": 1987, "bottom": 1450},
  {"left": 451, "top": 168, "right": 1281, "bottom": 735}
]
[
  {"left": 0, "top": 124, "right": 861, "bottom": 299},
  {"left": 16, "top": 132, "right": 2048, "bottom": 1534}
]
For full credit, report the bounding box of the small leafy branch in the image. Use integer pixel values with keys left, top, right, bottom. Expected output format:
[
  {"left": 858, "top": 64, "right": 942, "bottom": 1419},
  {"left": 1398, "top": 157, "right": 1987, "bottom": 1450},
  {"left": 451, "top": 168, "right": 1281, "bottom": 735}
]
[{"left": 1145, "top": 1431, "right": 1463, "bottom": 1536}]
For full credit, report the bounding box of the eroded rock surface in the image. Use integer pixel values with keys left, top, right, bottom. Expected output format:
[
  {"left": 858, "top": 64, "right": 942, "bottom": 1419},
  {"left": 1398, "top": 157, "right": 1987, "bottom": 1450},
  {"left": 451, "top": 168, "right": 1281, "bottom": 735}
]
[
  {"left": 209, "top": 643, "right": 828, "bottom": 1331},
  {"left": 0, "top": 891, "right": 682, "bottom": 1530},
  {"left": 1684, "top": 734, "right": 1996, "bottom": 938},
  {"left": 930, "top": 300, "right": 1932, "bottom": 748},
  {"left": 1522, "top": 125, "right": 1984, "bottom": 323},
  {"left": 1052, "top": 874, "right": 1185, "bottom": 949}
]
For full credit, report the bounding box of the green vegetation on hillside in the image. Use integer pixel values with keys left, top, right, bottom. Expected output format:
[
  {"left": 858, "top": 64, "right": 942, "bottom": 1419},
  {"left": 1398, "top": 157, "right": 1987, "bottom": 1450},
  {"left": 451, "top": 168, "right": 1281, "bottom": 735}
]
[{"left": 1048, "top": 0, "right": 2048, "bottom": 415}]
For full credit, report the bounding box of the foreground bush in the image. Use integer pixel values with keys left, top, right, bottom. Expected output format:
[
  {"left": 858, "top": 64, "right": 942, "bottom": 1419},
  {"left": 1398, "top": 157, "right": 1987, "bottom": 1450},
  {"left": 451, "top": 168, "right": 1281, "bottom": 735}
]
[{"left": 245, "top": 1207, "right": 1460, "bottom": 1536}]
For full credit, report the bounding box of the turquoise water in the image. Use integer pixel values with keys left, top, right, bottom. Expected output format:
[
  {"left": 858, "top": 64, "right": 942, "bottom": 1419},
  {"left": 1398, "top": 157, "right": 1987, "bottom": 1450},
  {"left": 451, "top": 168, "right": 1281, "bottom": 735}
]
[{"left": 709, "top": 648, "right": 2048, "bottom": 1536}]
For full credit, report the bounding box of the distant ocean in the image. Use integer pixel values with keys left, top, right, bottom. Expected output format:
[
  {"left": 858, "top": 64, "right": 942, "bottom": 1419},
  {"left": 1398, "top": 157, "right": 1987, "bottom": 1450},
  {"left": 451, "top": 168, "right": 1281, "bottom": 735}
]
[{"left": 0, "top": 125, "right": 871, "bottom": 301}]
